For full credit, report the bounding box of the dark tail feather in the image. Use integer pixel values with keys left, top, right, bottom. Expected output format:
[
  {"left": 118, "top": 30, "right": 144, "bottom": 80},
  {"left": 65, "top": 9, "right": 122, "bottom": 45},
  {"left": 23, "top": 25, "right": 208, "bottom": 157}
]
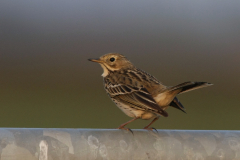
[
  {"left": 168, "top": 81, "right": 213, "bottom": 95},
  {"left": 170, "top": 97, "right": 186, "bottom": 113},
  {"left": 167, "top": 82, "right": 212, "bottom": 113}
]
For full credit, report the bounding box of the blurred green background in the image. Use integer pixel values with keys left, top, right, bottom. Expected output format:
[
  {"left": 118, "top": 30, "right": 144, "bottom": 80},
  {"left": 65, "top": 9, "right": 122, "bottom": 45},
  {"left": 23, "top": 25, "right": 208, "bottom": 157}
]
[{"left": 0, "top": 0, "right": 239, "bottom": 130}]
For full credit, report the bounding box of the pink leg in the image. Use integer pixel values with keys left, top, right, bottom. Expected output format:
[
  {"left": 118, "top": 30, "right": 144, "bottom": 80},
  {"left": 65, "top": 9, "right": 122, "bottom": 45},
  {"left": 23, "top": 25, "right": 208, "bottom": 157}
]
[
  {"left": 117, "top": 117, "right": 139, "bottom": 131},
  {"left": 143, "top": 117, "right": 159, "bottom": 130}
]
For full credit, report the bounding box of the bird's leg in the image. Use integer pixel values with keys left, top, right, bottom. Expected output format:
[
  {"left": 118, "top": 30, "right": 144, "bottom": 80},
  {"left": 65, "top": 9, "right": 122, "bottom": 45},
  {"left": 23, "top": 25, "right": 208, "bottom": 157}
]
[
  {"left": 143, "top": 117, "right": 159, "bottom": 132},
  {"left": 117, "top": 117, "right": 139, "bottom": 133}
]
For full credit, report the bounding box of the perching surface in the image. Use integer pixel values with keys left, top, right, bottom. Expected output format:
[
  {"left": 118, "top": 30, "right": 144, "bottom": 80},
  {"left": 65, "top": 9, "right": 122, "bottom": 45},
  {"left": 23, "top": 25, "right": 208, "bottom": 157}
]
[{"left": 0, "top": 128, "right": 240, "bottom": 160}]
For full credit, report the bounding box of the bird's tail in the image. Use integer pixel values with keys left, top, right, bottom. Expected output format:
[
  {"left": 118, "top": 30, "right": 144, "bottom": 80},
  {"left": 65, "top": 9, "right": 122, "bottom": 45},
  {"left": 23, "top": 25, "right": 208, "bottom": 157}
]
[
  {"left": 170, "top": 97, "right": 186, "bottom": 113},
  {"left": 167, "top": 81, "right": 213, "bottom": 95},
  {"left": 155, "top": 81, "right": 212, "bottom": 107}
]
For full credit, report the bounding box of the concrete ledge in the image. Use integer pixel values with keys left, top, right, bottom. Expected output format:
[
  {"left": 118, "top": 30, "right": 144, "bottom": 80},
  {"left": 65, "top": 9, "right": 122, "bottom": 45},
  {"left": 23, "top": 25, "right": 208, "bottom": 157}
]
[{"left": 0, "top": 128, "right": 239, "bottom": 159}]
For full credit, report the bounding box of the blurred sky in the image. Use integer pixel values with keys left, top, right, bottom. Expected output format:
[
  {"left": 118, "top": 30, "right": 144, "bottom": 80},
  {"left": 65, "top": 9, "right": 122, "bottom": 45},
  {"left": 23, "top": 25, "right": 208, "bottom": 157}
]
[{"left": 0, "top": 0, "right": 240, "bottom": 130}]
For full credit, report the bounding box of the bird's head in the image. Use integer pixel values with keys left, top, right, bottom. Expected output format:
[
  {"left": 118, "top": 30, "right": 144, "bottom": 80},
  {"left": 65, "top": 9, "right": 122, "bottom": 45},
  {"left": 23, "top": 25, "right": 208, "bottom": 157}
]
[{"left": 88, "top": 53, "right": 133, "bottom": 77}]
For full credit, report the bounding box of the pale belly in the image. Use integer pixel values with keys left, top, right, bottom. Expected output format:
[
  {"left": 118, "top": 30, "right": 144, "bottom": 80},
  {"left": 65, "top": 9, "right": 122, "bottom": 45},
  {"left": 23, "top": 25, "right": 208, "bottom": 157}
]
[{"left": 111, "top": 98, "right": 158, "bottom": 120}]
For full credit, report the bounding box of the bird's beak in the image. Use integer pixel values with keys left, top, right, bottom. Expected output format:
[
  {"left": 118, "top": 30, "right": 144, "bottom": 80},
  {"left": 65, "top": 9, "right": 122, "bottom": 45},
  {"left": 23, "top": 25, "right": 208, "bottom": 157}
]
[{"left": 88, "top": 58, "right": 103, "bottom": 63}]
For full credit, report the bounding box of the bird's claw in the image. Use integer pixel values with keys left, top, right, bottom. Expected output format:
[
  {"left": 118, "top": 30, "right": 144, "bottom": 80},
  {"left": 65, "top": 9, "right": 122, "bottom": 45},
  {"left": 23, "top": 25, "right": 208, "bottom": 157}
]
[
  {"left": 117, "top": 127, "right": 134, "bottom": 135},
  {"left": 143, "top": 127, "right": 158, "bottom": 133}
]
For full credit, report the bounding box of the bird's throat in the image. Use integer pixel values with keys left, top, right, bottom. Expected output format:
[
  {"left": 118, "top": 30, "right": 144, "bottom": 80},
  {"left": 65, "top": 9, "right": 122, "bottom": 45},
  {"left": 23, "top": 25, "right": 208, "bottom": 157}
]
[{"left": 100, "top": 64, "right": 109, "bottom": 77}]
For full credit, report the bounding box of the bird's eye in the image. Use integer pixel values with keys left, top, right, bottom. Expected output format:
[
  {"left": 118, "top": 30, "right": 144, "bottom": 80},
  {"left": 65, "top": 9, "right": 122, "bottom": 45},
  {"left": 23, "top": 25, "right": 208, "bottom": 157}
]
[{"left": 110, "top": 57, "right": 115, "bottom": 62}]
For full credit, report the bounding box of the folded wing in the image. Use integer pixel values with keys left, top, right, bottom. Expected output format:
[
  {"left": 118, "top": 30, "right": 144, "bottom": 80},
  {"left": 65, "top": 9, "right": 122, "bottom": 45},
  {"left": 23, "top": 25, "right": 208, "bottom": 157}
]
[{"left": 105, "top": 83, "right": 168, "bottom": 117}]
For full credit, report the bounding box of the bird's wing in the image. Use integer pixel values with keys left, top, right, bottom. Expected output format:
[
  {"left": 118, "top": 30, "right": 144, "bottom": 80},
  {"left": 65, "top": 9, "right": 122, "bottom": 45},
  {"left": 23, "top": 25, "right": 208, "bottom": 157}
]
[
  {"left": 105, "top": 83, "right": 168, "bottom": 117},
  {"left": 133, "top": 68, "right": 162, "bottom": 85}
]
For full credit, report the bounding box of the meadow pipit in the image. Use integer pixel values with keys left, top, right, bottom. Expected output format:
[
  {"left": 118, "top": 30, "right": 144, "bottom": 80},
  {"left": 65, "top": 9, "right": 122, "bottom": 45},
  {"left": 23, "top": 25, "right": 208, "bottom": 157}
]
[{"left": 89, "top": 53, "right": 212, "bottom": 131}]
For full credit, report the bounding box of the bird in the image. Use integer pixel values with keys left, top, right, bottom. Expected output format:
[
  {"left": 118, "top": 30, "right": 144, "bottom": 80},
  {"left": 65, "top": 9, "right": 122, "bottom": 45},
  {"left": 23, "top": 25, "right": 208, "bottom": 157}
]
[{"left": 88, "top": 53, "right": 212, "bottom": 131}]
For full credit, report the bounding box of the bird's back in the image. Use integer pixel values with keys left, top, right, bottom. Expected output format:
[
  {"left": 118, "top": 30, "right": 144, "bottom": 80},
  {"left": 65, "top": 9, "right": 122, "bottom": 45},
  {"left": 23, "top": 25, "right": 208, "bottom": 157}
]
[{"left": 104, "top": 68, "right": 167, "bottom": 96}]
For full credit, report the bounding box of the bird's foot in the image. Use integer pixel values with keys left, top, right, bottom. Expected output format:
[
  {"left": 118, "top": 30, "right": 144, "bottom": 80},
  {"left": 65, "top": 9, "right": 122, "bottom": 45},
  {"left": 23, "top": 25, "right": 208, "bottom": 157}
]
[
  {"left": 117, "top": 126, "right": 133, "bottom": 134},
  {"left": 143, "top": 127, "right": 158, "bottom": 133}
]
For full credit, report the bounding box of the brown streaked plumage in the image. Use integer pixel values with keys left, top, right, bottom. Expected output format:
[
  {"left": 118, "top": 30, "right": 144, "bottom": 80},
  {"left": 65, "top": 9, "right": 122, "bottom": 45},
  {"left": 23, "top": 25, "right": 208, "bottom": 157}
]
[{"left": 88, "top": 53, "right": 213, "bottom": 131}]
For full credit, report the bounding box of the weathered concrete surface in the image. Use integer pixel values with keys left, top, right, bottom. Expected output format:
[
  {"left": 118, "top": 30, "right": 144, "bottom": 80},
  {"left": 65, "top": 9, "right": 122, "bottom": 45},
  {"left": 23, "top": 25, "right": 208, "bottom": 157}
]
[{"left": 0, "top": 128, "right": 239, "bottom": 160}]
